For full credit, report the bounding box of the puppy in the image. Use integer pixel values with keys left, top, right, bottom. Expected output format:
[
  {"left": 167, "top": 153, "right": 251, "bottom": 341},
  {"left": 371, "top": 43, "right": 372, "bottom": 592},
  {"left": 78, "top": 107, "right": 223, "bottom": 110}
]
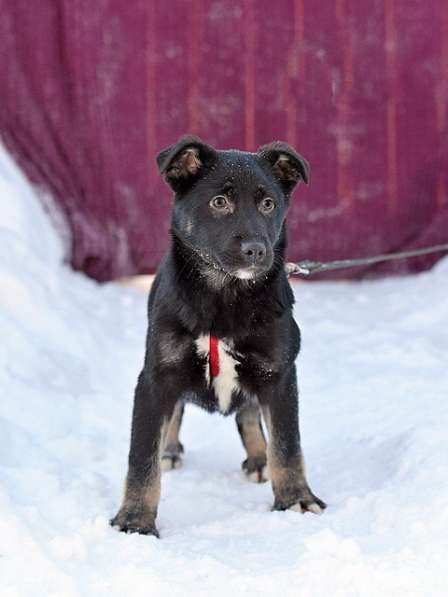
[{"left": 111, "top": 135, "right": 326, "bottom": 537}]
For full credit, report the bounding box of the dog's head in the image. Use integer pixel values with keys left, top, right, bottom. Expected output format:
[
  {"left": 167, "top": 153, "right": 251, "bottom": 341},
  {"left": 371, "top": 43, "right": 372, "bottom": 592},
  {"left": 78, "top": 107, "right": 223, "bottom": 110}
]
[{"left": 156, "top": 135, "right": 309, "bottom": 282}]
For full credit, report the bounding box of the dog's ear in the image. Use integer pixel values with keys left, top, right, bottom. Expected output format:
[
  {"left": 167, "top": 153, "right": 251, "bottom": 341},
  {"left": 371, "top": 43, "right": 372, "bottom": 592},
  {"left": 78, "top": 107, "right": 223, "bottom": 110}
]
[
  {"left": 156, "top": 135, "right": 217, "bottom": 192},
  {"left": 257, "top": 142, "right": 309, "bottom": 195}
]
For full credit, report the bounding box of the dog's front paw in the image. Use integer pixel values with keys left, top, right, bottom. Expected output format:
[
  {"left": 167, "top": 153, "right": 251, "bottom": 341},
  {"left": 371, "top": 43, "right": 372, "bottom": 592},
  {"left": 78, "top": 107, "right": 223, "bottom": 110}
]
[
  {"left": 242, "top": 455, "right": 269, "bottom": 483},
  {"left": 273, "top": 491, "right": 326, "bottom": 515},
  {"left": 110, "top": 508, "right": 159, "bottom": 537}
]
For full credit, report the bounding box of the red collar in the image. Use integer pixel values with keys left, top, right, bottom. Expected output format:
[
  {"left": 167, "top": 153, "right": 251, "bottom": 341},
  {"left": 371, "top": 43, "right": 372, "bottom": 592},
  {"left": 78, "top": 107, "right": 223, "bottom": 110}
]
[{"left": 209, "top": 335, "right": 220, "bottom": 378}]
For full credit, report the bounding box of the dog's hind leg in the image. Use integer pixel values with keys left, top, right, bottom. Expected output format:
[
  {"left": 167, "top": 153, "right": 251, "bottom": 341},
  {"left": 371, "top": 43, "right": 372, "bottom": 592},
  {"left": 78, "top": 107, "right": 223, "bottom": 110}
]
[
  {"left": 161, "top": 399, "right": 185, "bottom": 471},
  {"left": 236, "top": 400, "right": 268, "bottom": 483}
]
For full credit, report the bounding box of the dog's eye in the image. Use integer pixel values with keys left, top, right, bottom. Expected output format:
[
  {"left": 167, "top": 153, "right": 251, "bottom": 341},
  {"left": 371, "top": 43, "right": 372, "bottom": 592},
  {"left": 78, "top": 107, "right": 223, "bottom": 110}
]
[
  {"left": 210, "top": 195, "right": 230, "bottom": 211},
  {"left": 259, "top": 197, "right": 275, "bottom": 214}
]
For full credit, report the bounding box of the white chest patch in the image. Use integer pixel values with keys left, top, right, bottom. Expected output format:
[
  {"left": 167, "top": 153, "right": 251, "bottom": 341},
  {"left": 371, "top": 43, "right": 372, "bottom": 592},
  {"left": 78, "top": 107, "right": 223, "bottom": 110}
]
[{"left": 194, "top": 335, "right": 240, "bottom": 413}]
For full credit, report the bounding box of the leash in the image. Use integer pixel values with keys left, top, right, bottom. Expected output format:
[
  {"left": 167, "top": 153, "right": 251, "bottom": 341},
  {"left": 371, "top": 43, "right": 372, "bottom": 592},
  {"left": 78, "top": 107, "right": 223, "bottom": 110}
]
[
  {"left": 207, "top": 243, "right": 447, "bottom": 378},
  {"left": 285, "top": 243, "right": 448, "bottom": 277}
]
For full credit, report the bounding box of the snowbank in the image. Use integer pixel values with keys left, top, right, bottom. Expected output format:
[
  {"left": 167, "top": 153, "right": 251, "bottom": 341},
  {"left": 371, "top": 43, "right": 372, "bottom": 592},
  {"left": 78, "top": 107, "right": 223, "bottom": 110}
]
[{"left": 1, "top": 145, "right": 447, "bottom": 596}]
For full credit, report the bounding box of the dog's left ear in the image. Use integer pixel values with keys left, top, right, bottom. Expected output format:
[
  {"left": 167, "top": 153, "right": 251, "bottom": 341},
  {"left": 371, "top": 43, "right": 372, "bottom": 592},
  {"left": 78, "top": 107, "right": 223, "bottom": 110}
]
[
  {"left": 257, "top": 142, "right": 310, "bottom": 195},
  {"left": 156, "top": 135, "right": 218, "bottom": 193}
]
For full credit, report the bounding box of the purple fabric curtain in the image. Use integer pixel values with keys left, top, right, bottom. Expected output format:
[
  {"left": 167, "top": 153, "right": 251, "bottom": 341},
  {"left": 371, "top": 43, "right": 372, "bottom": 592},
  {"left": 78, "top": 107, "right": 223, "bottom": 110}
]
[{"left": 1, "top": 0, "right": 447, "bottom": 281}]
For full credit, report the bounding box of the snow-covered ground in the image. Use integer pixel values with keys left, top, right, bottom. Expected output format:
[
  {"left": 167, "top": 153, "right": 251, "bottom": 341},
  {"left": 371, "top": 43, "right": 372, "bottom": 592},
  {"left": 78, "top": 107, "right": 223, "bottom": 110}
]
[{"left": 1, "top": 144, "right": 447, "bottom": 597}]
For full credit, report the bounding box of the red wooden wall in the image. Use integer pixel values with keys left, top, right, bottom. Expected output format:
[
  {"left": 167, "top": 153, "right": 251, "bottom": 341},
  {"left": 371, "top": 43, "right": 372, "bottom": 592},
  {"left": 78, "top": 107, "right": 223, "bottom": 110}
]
[{"left": 1, "top": 0, "right": 447, "bottom": 280}]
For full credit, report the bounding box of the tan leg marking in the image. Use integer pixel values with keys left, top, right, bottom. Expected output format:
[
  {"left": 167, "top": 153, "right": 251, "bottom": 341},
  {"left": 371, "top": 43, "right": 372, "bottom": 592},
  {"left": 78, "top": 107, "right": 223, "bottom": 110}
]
[
  {"left": 237, "top": 402, "right": 268, "bottom": 483},
  {"left": 161, "top": 401, "right": 184, "bottom": 472},
  {"left": 163, "top": 401, "right": 183, "bottom": 450},
  {"left": 112, "top": 426, "right": 164, "bottom": 535},
  {"left": 262, "top": 406, "right": 324, "bottom": 514}
]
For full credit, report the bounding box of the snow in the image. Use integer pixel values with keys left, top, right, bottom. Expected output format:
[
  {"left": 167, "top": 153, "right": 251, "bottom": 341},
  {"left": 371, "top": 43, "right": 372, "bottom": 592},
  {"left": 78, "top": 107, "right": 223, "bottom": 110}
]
[{"left": 1, "top": 143, "right": 447, "bottom": 597}]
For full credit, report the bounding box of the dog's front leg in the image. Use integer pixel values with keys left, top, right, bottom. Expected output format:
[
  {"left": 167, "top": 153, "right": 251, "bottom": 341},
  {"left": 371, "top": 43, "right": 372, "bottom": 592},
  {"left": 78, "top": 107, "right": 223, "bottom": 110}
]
[
  {"left": 263, "top": 366, "right": 326, "bottom": 514},
  {"left": 111, "top": 370, "right": 174, "bottom": 537}
]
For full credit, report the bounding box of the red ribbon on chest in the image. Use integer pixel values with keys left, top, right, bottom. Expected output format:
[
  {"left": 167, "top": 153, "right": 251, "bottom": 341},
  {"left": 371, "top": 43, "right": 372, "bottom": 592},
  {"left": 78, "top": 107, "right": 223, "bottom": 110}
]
[{"left": 209, "top": 335, "right": 220, "bottom": 378}]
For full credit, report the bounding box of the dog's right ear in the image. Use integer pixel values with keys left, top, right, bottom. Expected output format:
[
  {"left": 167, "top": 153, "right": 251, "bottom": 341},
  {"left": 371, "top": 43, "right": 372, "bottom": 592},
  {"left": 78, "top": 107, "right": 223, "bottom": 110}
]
[{"left": 156, "top": 135, "right": 217, "bottom": 193}]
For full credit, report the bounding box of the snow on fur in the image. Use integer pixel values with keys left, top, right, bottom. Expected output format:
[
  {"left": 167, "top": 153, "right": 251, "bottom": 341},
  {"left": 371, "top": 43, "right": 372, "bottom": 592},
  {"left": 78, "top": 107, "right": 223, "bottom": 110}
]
[{"left": 1, "top": 144, "right": 447, "bottom": 596}]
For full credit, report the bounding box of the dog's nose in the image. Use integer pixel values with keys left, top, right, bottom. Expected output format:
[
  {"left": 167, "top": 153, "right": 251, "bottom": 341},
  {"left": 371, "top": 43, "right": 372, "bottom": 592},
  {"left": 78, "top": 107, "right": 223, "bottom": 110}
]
[{"left": 240, "top": 241, "right": 267, "bottom": 265}]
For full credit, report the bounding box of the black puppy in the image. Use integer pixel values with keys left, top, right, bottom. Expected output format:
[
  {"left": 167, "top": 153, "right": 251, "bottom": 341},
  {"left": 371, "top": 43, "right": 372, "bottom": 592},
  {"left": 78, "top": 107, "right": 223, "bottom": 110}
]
[{"left": 111, "top": 135, "right": 326, "bottom": 537}]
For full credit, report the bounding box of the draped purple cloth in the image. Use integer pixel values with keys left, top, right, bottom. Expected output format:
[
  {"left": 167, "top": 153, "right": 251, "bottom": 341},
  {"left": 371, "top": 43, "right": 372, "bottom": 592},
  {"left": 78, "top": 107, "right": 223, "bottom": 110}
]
[{"left": 1, "top": 0, "right": 447, "bottom": 280}]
